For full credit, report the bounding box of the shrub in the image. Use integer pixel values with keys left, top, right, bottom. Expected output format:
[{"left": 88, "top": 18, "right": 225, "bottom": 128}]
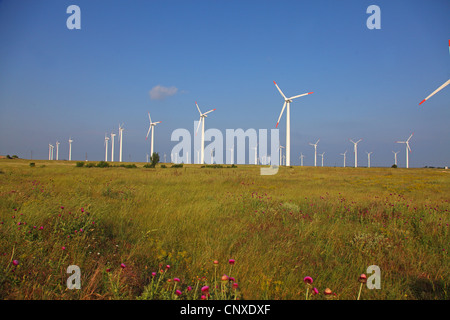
[
  {"left": 391, "top": 164, "right": 397, "bottom": 168},
  {"left": 29, "top": 163, "right": 35, "bottom": 167},
  {"left": 160, "top": 164, "right": 167, "bottom": 168},
  {"left": 96, "top": 161, "right": 110, "bottom": 168},
  {"left": 143, "top": 163, "right": 154, "bottom": 168},
  {"left": 76, "top": 162, "right": 85, "bottom": 167},
  {"left": 150, "top": 152, "right": 160, "bottom": 167},
  {"left": 85, "top": 162, "right": 95, "bottom": 168},
  {"left": 171, "top": 164, "right": 183, "bottom": 168}
]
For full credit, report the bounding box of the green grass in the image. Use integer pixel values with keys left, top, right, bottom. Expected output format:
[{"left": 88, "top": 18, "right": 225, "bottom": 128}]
[{"left": 0, "top": 159, "right": 449, "bottom": 300}]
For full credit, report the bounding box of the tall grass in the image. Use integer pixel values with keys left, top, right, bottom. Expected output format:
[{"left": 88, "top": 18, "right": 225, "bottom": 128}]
[{"left": 0, "top": 159, "right": 448, "bottom": 299}]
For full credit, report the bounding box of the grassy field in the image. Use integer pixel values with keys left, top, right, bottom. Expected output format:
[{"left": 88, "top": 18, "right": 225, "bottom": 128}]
[{"left": 0, "top": 159, "right": 448, "bottom": 300}]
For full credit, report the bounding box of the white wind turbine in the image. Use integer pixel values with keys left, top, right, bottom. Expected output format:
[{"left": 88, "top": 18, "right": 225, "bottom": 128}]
[
  {"left": 48, "top": 144, "right": 52, "bottom": 160},
  {"left": 319, "top": 152, "right": 325, "bottom": 167},
  {"left": 340, "top": 150, "right": 347, "bottom": 168},
  {"left": 68, "top": 138, "right": 73, "bottom": 161},
  {"left": 273, "top": 81, "right": 313, "bottom": 167},
  {"left": 299, "top": 153, "right": 305, "bottom": 167},
  {"left": 104, "top": 134, "right": 110, "bottom": 161},
  {"left": 392, "top": 151, "right": 400, "bottom": 166},
  {"left": 419, "top": 40, "right": 450, "bottom": 105},
  {"left": 110, "top": 132, "right": 116, "bottom": 162},
  {"left": 395, "top": 133, "right": 413, "bottom": 168},
  {"left": 146, "top": 112, "right": 162, "bottom": 158},
  {"left": 118, "top": 124, "right": 124, "bottom": 162},
  {"left": 55, "top": 141, "right": 60, "bottom": 161},
  {"left": 309, "top": 139, "right": 320, "bottom": 167},
  {"left": 195, "top": 102, "right": 216, "bottom": 164},
  {"left": 366, "top": 151, "right": 373, "bottom": 168},
  {"left": 350, "top": 139, "right": 362, "bottom": 168}
]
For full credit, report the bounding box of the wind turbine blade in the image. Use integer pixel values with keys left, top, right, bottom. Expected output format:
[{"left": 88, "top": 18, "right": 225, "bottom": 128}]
[
  {"left": 203, "top": 108, "right": 216, "bottom": 115},
  {"left": 273, "top": 81, "right": 287, "bottom": 100},
  {"left": 407, "top": 143, "right": 412, "bottom": 152},
  {"left": 419, "top": 79, "right": 450, "bottom": 105},
  {"left": 407, "top": 133, "right": 414, "bottom": 142},
  {"left": 288, "top": 92, "right": 313, "bottom": 100},
  {"left": 316, "top": 139, "right": 320, "bottom": 145},
  {"left": 195, "top": 117, "right": 202, "bottom": 135},
  {"left": 145, "top": 125, "right": 151, "bottom": 140},
  {"left": 276, "top": 101, "right": 287, "bottom": 128},
  {"left": 148, "top": 112, "right": 152, "bottom": 124},
  {"left": 195, "top": 102, "right": 202, "bottom": 115}
]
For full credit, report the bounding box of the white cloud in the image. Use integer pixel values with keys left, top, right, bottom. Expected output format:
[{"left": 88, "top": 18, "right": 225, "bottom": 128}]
[{"left": 149, "top": 85, "right": 178, "bottom": 100}]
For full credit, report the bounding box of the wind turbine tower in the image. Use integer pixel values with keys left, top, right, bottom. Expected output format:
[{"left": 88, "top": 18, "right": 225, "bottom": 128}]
[
  {"left": 392, "top": 151, "right": 400, "bottom": 166},
  {"left": 104, "top": 134, "right": 110, "bottom": 162},
  {"left": 366, "top": 152, "right": 373, "bottom": 168},
  {"left": 146, "top": 112, "right": 162, "bottom": 158},
  {"left": 273, "top": 81, "right": 313, "bottom": 167},
  {"left": 340, "top": 150, "right": 347, "bottom": 168},
  {"left": 395, "top": 133, "right": 414, "bottom": 168},
  {"left": 195, "top": 102, "right": 216, "bottom": 164},
  {"left": 118, "top": 124, "right": 124, "bottom": 162},
  {"left": 309, "top": 139, "right": 320, "bottom": 167},
  {"left": 68, "top": 138, "right": 73, "bottom": 161},
  {"left": 110, "top": 133, "right": 116, "bottom": 162},
  {"left": 55, "top": 141, "right": 60, "bottom": 161},
  {"left": 350, "top": 139, "right": 362, "bottom": 168}
]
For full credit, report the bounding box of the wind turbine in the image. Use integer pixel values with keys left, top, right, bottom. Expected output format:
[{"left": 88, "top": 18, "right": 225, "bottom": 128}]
[
  {"left": 118, "top": 124, "right": 124, "bottom": 162},
  {"left": 55, "top": 141, "right": 60, "bottom": 161},
  {"left": 48, "top": 144, "right": 52, "bottom": 160},
  {"left": 319, "top": 152, "right": 325, "bottom": 167},
  {"left": 419, "top": 40, "right": 450, "bottom": 105},
  {"left": 68, "top": 138, "right": 73, "bottom": 161},
  {"left": 110, "top": 132, "right": 116, "bottom": 162},
  {"left": 350, "top": 139, "right": 362, "bottom": 168},
  {"left": 392, "top": 151, "right": 400, "bottom": 166},
  {"left": 309, "top": 139, "right": 320, "bottom": 167},
  {"left": 395, "top": 133, "right": 413, "bottom": 168},
  {"left": 273, "top": 81, "right": 313, "bottom": 167},
  {"left": 366, "top": 152, "right": 373, "bottom": 168},
  {"left": 104, "top": 134, "right": 110, "bottom": 162},
  {"left": 195, "top": 102, "right": 216, "bottom": 164},
  {"left": 340, "top": 150, "right": 347, "bottom": 168},
  {"left": 299, "top": 153, "right": 305, "bottom": 167},
  {"left": 49, "top": 144, "right": 54, "bottom": 160},
  {"left": 146, "top": 112, "right": 162, "bottom": 158}
]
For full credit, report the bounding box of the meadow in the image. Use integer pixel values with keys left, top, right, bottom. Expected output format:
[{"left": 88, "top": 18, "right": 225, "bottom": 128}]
[{"left": 0, "top": 159, "right": 448, "bottom": 300}]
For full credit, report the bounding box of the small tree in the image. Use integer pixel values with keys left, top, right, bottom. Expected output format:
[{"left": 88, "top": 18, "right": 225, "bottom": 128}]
[{"left": 150, "top": 152, "right": 160, "bottom": 167}]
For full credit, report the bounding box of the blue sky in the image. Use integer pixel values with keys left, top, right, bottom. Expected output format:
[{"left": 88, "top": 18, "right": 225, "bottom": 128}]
[{"left": 0, "top": 0, "right": 449, "bottom": 167}]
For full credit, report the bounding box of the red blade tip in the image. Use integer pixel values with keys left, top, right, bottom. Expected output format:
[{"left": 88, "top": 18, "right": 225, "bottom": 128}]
[
  {"left": 273, "top": 81, "right": 277, "bottom": 85},
  {"left": 276, "top": 122, "right": 279, "bottom": 128},
  {"left": 308, "top": 92, "right": 314, "bottom": 94},
  {"left": 419, "top": 99, "right": 426, "bottom": 105}
]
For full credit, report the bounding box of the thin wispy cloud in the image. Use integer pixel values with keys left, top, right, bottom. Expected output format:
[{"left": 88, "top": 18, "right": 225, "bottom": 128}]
[{"left": 149, "top": 85, "right": 178, "bottom": 100}]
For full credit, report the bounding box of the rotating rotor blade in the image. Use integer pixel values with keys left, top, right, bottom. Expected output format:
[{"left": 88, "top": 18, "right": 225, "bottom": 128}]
[
  {"left": 419, "top": 79, "right": 450, "bottom": 105},
  {"left": 288, "top": 92, "right": 314, "bottom": 100},
  {"left": 203, "top": 108, "right": 216, "bottom": 115},
  {"left": 195, "top": 101, "right": 202, "bottom": 115},
  {"left": 195, "top": 117, "right": 202, "bottom": 135},
  {"left": 273, "top": 81, "right": 287, "bottom": 100},
  {"left": 148, "top": 112, "right": 152, "bottom": 124},
  {"left": 276, "top": 101, "right": 287, "bottom": 128}
]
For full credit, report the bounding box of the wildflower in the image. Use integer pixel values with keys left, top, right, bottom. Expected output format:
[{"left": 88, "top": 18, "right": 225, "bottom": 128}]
[
  {"left": 213, "top": 260, "right": 219, "bottom": 265},
  {"left": 39, "top": 226, "right": 43, "bottom": 230},
  {"left": 174, "top": 278, "right": 181, "bottom": 283},
  {"left": 312, "top": 287, "right": 319, "bottom": 295},
  {"left": 229, "top": 259, "right": 235, "bottom": 265},
  {"left": 358, "top": 274, "right": 367, "bottom": 284},
  {"left": 187, "top": 286, "right": 192, "bottom": 291},
  {"left": 12, "top": 260, "right": 19, "bottom": 266},
  {"left": 106, "top": 268, "right": 111, "bottom": 272},
  {"left": 232, "top": 283, "right": 238, "bottom": 289},
  {"left": 60, "top": 206, "right": 64, "bottom": 209},
  {"left": 201, "top": 286, "right": 209, "bottom": 293},
  {"left": 201, "top": 295, "right": 207, "bottom": 300},
  {"left": 166, "top": 265, "right": 171, "bottom": 269},
  {"left": 303, "top": 276, "right": 313, "bottom": 285},
  {"left": 152, "top": 272, "right": 156, "bottom": 277},
  {"left": 324, "top": 288, "right": 333, "bottom": 295},
  {"left": 62, "top": 246, "right": 66, "bottom": 250},
  {"left": 120, "top": 263, "right": 126, "bottom": 269},
  {"left": 175, "top": 290, "right": 182, "bottom": 296}
]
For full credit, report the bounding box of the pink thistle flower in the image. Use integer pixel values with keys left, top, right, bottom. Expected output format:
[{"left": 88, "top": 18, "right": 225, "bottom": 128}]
[
  {"left": 313, "top": 287, "right": 319, "bottom": 295},
  {"left": 106, "top": 268, "right": 111, "bottom": 272},
  {"left": 166, "top": 265, "right": 170, "bottom": 269},
  {"left": 229, "top": 259, "right": 235, "bottom": 265},
  {"left": 12, "top": 260, "right": 19, "bottom": 266},
  {"left": 62, "top": 246, "right": 66, "bottom": 250},
  {"left": 201, "top": 286, "right": 209, "bottom": 293},
  {"left": 151, "top": 272, "right": 156, "bottom": 277},
  {"left": 201, "top": 295, "right": 206, "bottom": 300},
  {"left": 120, "top": 263, "right": 126, "bottom": 269},
  {"left": 303, "top": 276, "right": 313, "bottom": 285},
  {"left": 175, "top": 290, "right": 182, "bottom": 296},
  {"left": 174, "top": 278, "right": 181, "bottom": 282},
  {"left": 232, "top": 283, "right": 239, "bottom": 289},
  {"left": 187, "top": 286, "right": 192, "bottom": 291}
]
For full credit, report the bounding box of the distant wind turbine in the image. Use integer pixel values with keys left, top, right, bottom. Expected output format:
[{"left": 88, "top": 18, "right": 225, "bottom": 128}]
[
  {"left": 309, "top": 139, "right": 320, "bottom": 167},
  {"left": 279, "top": 144, "right": 285, "bottom": 166},
  {"left": 146, "top": 112, "right": 162, "bottom": 158},
  {"left": 55, "top": 141, "right": 60, "bottom": 161},
  {"left": 366, "top": 151, "right": 373, "bottom": 168},
  {"left": 110, "top": 132, "right": 116, "bottom": 162},
  {"left": 350, "top": 139, "right": 362, "bottom": 168},
  {"left": 392, "top": 151, "right": 400, "bottom": 166},
  {"left": 273, "top": 81, "right": 313, "bottom": 167},
  {"left": 195, "top": 102, "right": 216, "bottom": 164},
  {"left": 104, "top": 134, "right": 110, "bottom": 162},
  {"left": 299, "top": 153, "right": 305, "bottom": 167},
  {"left": 68, "top": 138, "right": 73, "bottom": 161},
  {"left": 319, "top": 152, "right": 325, "bottom": 167},
  {"left": 118, "top": 124, "right": 124, "bottom": 162},
  {"left": 395, "top": 133, "right": 414, "bottom": 168},
  {"left": 419, "top": 40, "right": 450, "bottom": 105},
  {"left": 340, "top": 150, "right": 347, "bottom": 168}
]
